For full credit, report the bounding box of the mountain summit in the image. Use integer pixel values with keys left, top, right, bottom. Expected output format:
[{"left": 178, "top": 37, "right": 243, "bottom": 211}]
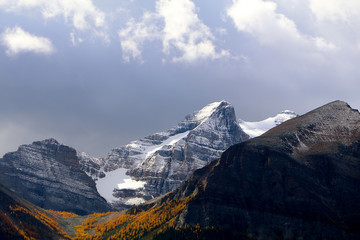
[{"left": 94, "top": 100, "right": 249, "bottom": 208}]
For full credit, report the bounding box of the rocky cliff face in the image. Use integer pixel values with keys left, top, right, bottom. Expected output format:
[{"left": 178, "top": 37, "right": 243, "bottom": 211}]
[
  {"left": 0, "top": 139, "right": 111, "bottom": 215},
  {"left": 97, "top": 101, "right": 249, "bottom": 209},
  {"left": 161, "top": 101, "right": 360, "bottom": 239}
]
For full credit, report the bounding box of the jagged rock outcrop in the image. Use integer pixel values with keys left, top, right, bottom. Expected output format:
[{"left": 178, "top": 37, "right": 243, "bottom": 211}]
[
  {"left": 77, "top": 151, "right": 105, "bottom": 180},
  {"left": 157, "top": 100, "right": 360, "bottom": 239},
  {"left": 97, "top": 101, "right": 249, "bottom": 208},
  {"left": 0, "top": 139, "right": 111, "bottom": 215}
]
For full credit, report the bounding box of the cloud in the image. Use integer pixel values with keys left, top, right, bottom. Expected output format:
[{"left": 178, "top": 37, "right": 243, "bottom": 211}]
[
  {"left": 216, "top": 28, "right": 227, "bottom": 36},
  {"left": 119, "top": 12, "right": 161, "bottom": 63},
  {"left": 309, "top": 0, "right": 360, "bottom": 22},
  {"left": 0, "top": 0, "right": 107, "bottom": 41},
  {"left": 227, "top": 0, "right": 336, "bottom": 52},
  {"left": 1, "top": 27, "right": 55, "bottom": 56},
  {"left": 156, "top": 0, "right": 228, "bottom": 62},
  {"left": 118, "top": 0, "right": 228, "bottom": 63}
]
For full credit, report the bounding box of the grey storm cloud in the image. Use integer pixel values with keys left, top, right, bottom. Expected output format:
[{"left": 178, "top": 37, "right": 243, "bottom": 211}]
[{"left": 0, "top": 0, "right": 359, "bottom": 157}]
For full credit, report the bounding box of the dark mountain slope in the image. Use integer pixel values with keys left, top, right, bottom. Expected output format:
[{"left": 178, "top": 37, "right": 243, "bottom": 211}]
[
  {"left": 0, "top": 139, "right": 111, "bottom": 215},
  {"left": 0, "top": 183, "right": 71, "bottom": 240},
  {"left": 143, "top": 100, "right": 360, "bottom": 239}
]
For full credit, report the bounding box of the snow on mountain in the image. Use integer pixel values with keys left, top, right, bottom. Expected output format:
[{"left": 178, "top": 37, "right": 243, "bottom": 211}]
[
  {"left": 93, "top": 100, "right": 249, "bottom": 209},
  {"left": 239, "top": 110, "right": 298, "bottom": 138},
  {"left": 195, "top": 101, "right": 223, "bottom": 123},
  {"left": 39, "top": 101, "right": 296, "bottom": 209},
  {"left": 95, "top": 167, "right": 146, "bottom": 204},
  {"left": 0, "top": 100, "right": 299, "bottom": 213},
  {"left": 77, "top": 151, "right": 105, "bottom": 180}
]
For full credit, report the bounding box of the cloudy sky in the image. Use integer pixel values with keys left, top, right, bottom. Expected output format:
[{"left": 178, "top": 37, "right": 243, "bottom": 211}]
[{"left": 0, "top": 0, "right": 359, "bottom": 157}]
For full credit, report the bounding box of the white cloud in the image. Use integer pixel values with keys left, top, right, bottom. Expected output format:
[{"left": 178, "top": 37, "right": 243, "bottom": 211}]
[
  {"left": 1, "top": 27, "right": 54, "bottom": 56},
  {"left": 118, "top": 0, "right": 228, "bottom": 63},
  {"left": 227, "top": 0, "right": 336, "bottom": 52},
  {"left": 157, "top": 0, "right": 229, "bottom": 62},
  {"left": 119, "top": 12, "right": 161, "bottom": 63},
  {"left": 70, "top": 31, "right": 84, "bottom": 46},
  {"left": 0, "top": 0, "right": 107, "bottom": 41},
  {"left": 309, "top": 0, "right": 360, "bottom": 22}
]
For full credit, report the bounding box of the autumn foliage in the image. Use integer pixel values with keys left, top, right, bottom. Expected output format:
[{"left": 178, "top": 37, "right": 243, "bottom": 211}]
[
  {"left": 46, "top": 209, "right": 79, "bottom": 219},
  {"left": 73, "top": 195, "right": 194, "bottom": 239},
  {"left": 5, "top": 204, "right": 71, "bottom": 240},
  {"left": 1, "top": 193, "right": 211, "bottom": 239}
]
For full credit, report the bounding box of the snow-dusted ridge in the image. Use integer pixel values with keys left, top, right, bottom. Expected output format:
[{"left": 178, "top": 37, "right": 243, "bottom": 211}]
[
  {"left": 0, "top": 138, "right": 111, "bottom": 214},
  {"left": 89, "top": 100, "right": 249, "bottom": 208},
  {"left": 195, "top": 101, "right": 225, "bottom": 123},
  {"left": 0, "top": 101, "right": 299, "bottom": 212},
  {"left": 77, "top": 151, "right": 105, "bottom": 180},
  {"left": 78, "top": 101, "right": 297, "bottom": 209},
  {"left": 239, "top": 110, "right": 298, "bottom": 138}
]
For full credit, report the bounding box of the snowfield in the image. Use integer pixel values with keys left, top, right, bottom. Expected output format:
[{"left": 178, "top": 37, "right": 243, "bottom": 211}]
[{"left": 239, "top": 110, "right": 297, "bottom": 138}]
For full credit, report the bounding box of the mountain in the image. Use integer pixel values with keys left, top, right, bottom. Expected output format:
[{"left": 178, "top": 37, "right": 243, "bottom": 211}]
[
  {"left": 94, "top": 100, "right": 249, "bottom": 209},
  {"left": 0, "top": 139, "right": 111, "bottom": 215},
  {"left": 72, "top": 100, "right": 359, "bottom": 239},
  {"left": 239, "top": 110, "right": 298, "bottom": 138},
  {"left": 0, "top": 100, "right": 296, "bottom": 214},
  {"left": 2, "top": 100, "right": 359, "bottom": 239},
  {"left": 157, "top": 100, "right": 360, "bottom": 239}
]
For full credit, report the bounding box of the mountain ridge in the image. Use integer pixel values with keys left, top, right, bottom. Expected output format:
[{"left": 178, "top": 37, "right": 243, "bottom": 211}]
[
  {"left": 0, "top": 100, "right": 297, "bottom": 213},
  {"left": 0, "top": 139, "right": 111, "bottom": 215},
  {"left": 1, "top": 100, "right": 359, "bottom": 239},
  {"left": 95, "top": 100, "right": 250, "bottom": 209}
]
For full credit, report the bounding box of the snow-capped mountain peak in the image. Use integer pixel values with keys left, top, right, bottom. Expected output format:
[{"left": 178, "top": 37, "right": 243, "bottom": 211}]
[
  {"left": 73, "top": 101, "right": 295, "bottom": 209},
  {"left": 239, "top": 110, "right": 298, "bottom": 138},
  {"left": 195, "top": 100, "right": 228, "bottom": 123},
  {"left": 94, "top": 100, "right": 248, "bottom": 208}
]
